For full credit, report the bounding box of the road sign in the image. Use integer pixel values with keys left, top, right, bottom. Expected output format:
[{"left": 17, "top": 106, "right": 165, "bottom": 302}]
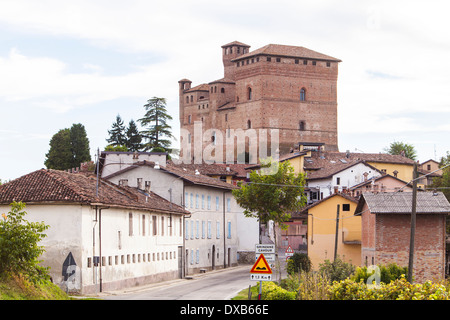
[
  {"left": 250, "top": 254, "right": 272, "bottom": 274},
  {"left": 285, "top": 245, "right": 294, "bottom": 257},
  {"left": 255, "top": 244, "right": 275, "bottom": 254},
  {"left": 250, "top": 274, "right": 272, "bottom": 281},
  {"left": 255, "top": 253, "right": 275, "bottom": 262}
]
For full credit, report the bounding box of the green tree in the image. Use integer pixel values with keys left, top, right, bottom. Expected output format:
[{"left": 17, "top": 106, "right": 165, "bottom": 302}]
[
  {"left": 69, "top": 123, "right": 91, "bottom": 167},
  {"left": 125, "top": 119, "right": 143, "bottom": 152},
  {"left": 106, "top": 114, "right": 127, "bottom": 147},
  {"left": 45, "top": 124, "right": 91, "bottom": 170},
  {"left": 0, "top": 202, "right": 50, "bottom": 283},
  {"left": 431, "top": 153, "right": 450, "bottom": 201},
  {"left": 138, "top": 97, "right": 174, "bottom": 152},
  {"left": 383, "top": 141, "right": 417, "bottom": 160},
  {"left": 232, "top": 160, "right": 307, "bottom": 281},
  {"left": 44, "top": 128, "right": 73, "bottom": 170}
]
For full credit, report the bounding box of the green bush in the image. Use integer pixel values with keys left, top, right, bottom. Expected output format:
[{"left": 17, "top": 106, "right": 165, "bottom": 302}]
[
  {"left": 262, "top": 281, "right": 297, "bottom": 300},
  {"left": 0, "top": 202, "right": 50, "bottom": 283},
  {"left": 352, "top": 263, "right": 408, "bottom": 285},
  {"left": 318, "top": 256, "right": 355, "bottom": 283},
  {"left": 329, "top": 275, "right": 450, "bottom": 300},
  {"left": 286, "top": 253, "right": 312, "bottom": 275}
]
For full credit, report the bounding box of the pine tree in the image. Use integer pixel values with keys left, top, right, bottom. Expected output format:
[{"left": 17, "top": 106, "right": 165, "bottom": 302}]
[
  {"left": 138, "top": 97, "right": 174, "bottom": 152},
  {"left": 125, "top": 119, "right": 143, "bottom": 152},
  {"left": 106, "top": 114, "right": 127, "bottom": 147}
]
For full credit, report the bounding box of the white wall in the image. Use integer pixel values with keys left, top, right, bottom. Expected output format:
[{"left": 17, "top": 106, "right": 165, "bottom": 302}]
[{"left": 101, "top": 152, "right": 166, "bottom": 178}]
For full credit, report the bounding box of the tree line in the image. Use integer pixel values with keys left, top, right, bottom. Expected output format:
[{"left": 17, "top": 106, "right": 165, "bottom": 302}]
[{"left": 44, "top": 97, "right": 174, "bottom": 171}]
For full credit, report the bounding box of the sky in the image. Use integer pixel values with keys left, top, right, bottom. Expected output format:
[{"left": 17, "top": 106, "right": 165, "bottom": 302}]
[{"left": 1, "top": 0, "right": 450, "bottom": 181}]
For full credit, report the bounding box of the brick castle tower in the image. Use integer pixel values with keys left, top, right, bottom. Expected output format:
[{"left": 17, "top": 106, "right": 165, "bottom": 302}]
[{"left": 179, "top": 41, "right": 341, "bottom": 163}]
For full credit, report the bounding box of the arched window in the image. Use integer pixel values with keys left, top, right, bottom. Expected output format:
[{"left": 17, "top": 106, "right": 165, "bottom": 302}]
[
  {"left": 221, "top": 88, "right": 225, "bottom": 93},
  {"left": 248, "top": 87, "right": 252, "bottom": 100},
  {"left": 186, "top": 96, "right": 189, "bottom": 103},
  {"left": 300, "top": 88, "right": 306, "bottom": 101},
  {"left": 247, "top": 120, "right": 252, "bottom": 129},
  {"left": 299, "top": 121, "right": 305, "bottom": 131}
]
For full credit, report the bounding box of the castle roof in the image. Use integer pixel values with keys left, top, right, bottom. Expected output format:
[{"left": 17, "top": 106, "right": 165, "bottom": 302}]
[
  {"left": 232, "top": 44, "right": 341, "bottom": 62},
  {"left": 221, "top": 41, "right": 250, "bottom": 48}
]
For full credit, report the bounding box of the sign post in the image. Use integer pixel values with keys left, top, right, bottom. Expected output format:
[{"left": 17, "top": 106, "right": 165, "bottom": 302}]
[
  {"left": 285, "top": 245, "right": 294, "bottom": 261},
  {"left": 251, "top": 244, "right": 275, "bottom": 300}
]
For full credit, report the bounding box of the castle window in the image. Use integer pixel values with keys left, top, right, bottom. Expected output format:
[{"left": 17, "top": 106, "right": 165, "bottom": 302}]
[
  {"left": 299, "top": 121, "right": 305, "bottom": 131},
  {"left": 214, "top": 86, "right": 217, "bottom": 93},
  {"left": 300, "top": 88, "right": 306, "bottom": 101},
  {"left": 221, "top": 88, "right": 225, "bottom": 93},
  {"left": 186, "top": 96, "right": 189, "bottom": 103},
  {"left": 267, "top": 57, "right": 271, "bottom": 62},
  {"left": 303, "top": 60, "right": 307, "bottom": 65},
  {"left": 237, "top": 62, "right": 240, "bottom": 67},
  {"left": 312, "top": 61, "right": 317, "bottom": 66},
  {"left": 256, "top": 57, "right": 259, "bottom": 62},
  {"left": 211, "top": 87, "right": 213, "bottom": 93},
  {"left": 225, "top": 114, "right": 228, "bottom": 122},
  {"left": 247, "top": 120, "right": 251, "bottom": 129},
  {"left": 248, "top": 87, "right": 252, "bottom": 100},
  {"left": 251, "top": 58, "right": 254, "bottom": 63},
  {"left": 237, "top": 47, "right": 240, "bottom": 53},
  {"left": 236, "top": 96, "right": 239, "bottom": 102},
  {"left": 188, "top": 115, "right": 192, "bottom": 124},
  {"left": 190, "top": 95, "right": 193, "bottom": 102},
  {"left": 199, "top": 96, "right": 205, "bottom": 100},
  {"left": 276, "top": 57, "right": 281, "bottom": 62},
  {"left": 326, "top": 62, "right": 331, "bottom": 67},
  {"left": 295, "top": 59, "right": 299, "bottom": 64}
]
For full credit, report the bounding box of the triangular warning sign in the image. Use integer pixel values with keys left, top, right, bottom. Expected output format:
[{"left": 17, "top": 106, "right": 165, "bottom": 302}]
[
  {"left": 286, "top": 245, "right": 294, "bottom": 253},
  {"left": 250, "top": 254, "right": 272, "bottom": 274}
]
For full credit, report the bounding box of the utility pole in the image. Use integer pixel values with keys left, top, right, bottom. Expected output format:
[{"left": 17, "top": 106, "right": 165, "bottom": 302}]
[
  {"left": 408, "top": 162, "right": 418, "bottom": 283},
  {"left": 334, "top": 204, "right": 340, "bottom": 261}
]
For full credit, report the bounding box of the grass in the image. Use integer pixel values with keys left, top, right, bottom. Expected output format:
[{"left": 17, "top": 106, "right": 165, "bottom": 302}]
[
  {"left": 0, "top": 273, "right": 71, "bottom": 300},
  {"left": 231, "top": 283, "right": 260, "bottom": 300}
]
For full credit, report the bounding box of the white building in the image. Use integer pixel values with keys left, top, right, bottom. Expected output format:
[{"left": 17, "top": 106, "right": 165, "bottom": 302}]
[
  {"left": 99, "top": 152, "right": 258, "bottom": 274},
  {"left": 0, "top": 169, "right": 188, "bottom": 294},
  {"left": 306, "top": 160, "right": 382, "bottom": 203}
]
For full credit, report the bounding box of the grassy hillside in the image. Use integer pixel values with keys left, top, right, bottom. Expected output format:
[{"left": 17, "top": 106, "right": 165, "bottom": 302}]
[{"left": 0, "top": 274, "right": 71, "bottom": 300}]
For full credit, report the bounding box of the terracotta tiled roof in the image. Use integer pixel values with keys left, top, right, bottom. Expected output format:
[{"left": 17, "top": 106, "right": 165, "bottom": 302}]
[
  {"left": 0, "top": 169, "right": 189, "bottom": 215},
  {"left": 304, "top": 151, "right": 414, "bottom": 180},
  {"left": 184, "top": 83, "right": 210, "bottom": 93},
  {"left": 232, "top": 44, "right": 341, "bottom": 62}
]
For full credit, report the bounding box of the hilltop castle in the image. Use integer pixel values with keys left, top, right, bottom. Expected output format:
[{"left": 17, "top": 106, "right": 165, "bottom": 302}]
[{"left": 179, "top": 41, "right": 341, "bottom": 163}]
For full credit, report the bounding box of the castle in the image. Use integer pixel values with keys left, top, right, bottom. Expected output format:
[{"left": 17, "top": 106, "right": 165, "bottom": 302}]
[{"left": 179, "top": 41, "right": 341, "bottom": 163}]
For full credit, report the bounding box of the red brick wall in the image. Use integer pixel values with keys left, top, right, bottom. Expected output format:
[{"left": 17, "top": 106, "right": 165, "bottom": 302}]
[{"left": 362, "top": 212, "right": 446, "bottom": 283}]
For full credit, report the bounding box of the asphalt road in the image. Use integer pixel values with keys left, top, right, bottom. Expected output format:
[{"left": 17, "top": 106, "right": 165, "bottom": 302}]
[{"left": 99, "top": 263, "right": 286, "bottom": 300}]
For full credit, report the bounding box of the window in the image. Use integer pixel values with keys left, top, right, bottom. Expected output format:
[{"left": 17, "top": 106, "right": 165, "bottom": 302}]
[
  {"left": 201, "top": 194, "right": 205, "bottom": 209},
  {"left": 186, "top": 96, "right": 189, "bottom": 103},
  {"left": 188, "top": 115, "right": 191, "bottom": 124},
  {"left": 190, "top": 220, "right": 194, "bottom": 239},
  {"left": 216, "top": 221, "right": 220, "bottom": 239},
  {"left": 267, "top": 56, "right": 271, "bottom": 62},
  {"left": 196, "top": 249, "right": 200, "bottom": 264},
  {"left": 161, "top": 216, "right": 164, "bottom": 236},
  {"left": 216, "top": 196, "right": 220, "bottom": 211},
  {"left": 300, "top": 88, "right": 306, "bottom": 101},
  {"left": 227, "top": 221, "right": 232, "bottom": 239},
  {"left": 299, "top": 121, "right": 305, "bottom": 131},
  {"left": 248, "top": 87, "right": 252, "bottom": 100},
  {"left": 212, "top": 131, "right": 216, "bottom": 145},
  {"left": 343, "top": 204, "right": 350, "bottom": 211},
  {"left": 185, "top": 220, "right": 189, "bottom": 240},
  {"left": 190, "top": 193, "right": 193, "bottom": 208},
  {"left": 202, "top": 221, "right": 206, "bottom": 239},
  {"left": 129, "top": 213, "right": 133, "bottom": 236},
  {"left": 195, "top": 194, "right": 199, "bottom": 209},
  {"left": 312, "top": 61, "right": 316, "bottom": 66},
  {"left": 185, "top": 192, "right": 188, "bottom": 208},
  {"left": 247, "top": 120, "right": 251, "bottom": 129},
  {"left": 276, "top": 57, "right": 281, "bottom": 62},
  {"left": 207, "top": 221, "right": 212, "bottom": 239},
  {"left": 196, "top": 220, "right": 199, "bottom": 239},
  {"left": 227, "top": 198, "right": 231, "bottom": 212},
  {"left": 326, "top": 62, "right": 331, "bottom": 67},
  {"left": 221, "top": 88, "right": 225, "bottom": 93},
  {"left": 303, "top": 60, "right": 308, "bottom": 65},
  {"left": 207, "top": 195, "right": 211, "bottom": 210},
  {"left": 336, "top": 177, "right": 341, "bottom": 185},
  {"left": 142, "top": 215, "right": 146, "bottom": 236},
  {"left": 295, "top": 59, "right": 299, "bottom": 64},
  {"left": 153, "top": 216, "right": 157, "bottom": 235}
]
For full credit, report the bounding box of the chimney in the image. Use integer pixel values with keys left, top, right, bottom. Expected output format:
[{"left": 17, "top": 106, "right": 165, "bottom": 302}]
[
  {"left": 137, "top": 178, "right": 143, "bottom": 190},
  {"left": 346, "top": 150, "right": 350, "bottom": 158},
  {"left": 119, "top": 179, "right": 128, "bottom": 187},
  {"left": 145, "top": 181, "right": 151, "bottom": 193}
]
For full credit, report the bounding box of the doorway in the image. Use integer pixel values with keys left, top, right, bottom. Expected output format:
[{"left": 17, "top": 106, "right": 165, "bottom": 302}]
[{"left": 211, "top": 245, "right": 215, "bottom": 270}]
